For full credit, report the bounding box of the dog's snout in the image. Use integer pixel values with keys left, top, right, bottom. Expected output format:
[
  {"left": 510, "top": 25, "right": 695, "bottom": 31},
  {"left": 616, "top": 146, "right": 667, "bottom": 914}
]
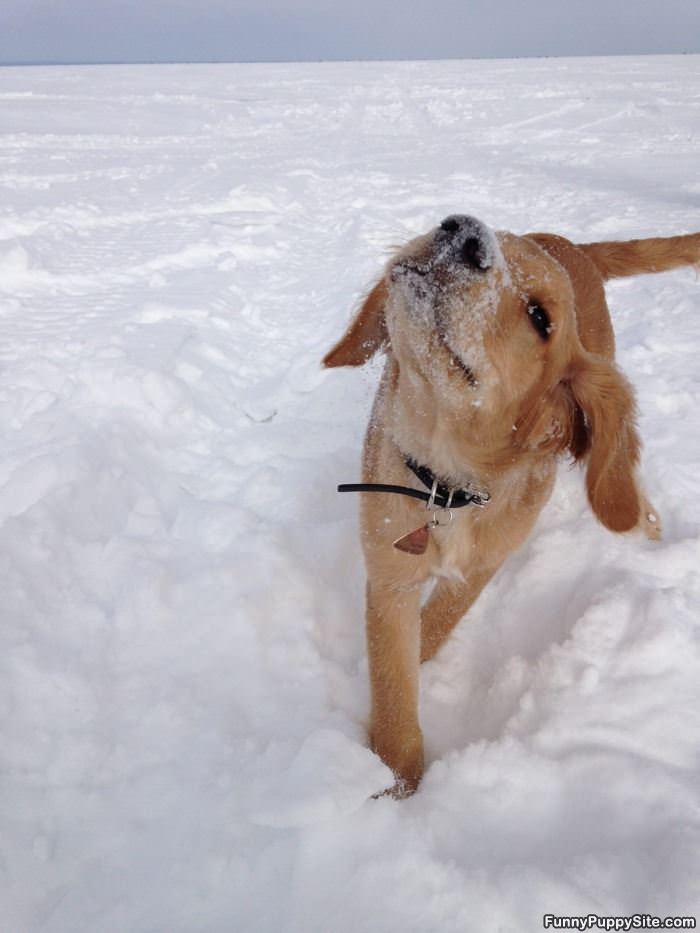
[{"left": 438, "top": 215, "right": 493, "bottom": 271}]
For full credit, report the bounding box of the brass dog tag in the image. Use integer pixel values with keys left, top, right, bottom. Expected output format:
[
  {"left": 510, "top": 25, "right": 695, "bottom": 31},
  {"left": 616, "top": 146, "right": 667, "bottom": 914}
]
[{"left": 393, "top": 524, "right": 431, "bottom": 555}]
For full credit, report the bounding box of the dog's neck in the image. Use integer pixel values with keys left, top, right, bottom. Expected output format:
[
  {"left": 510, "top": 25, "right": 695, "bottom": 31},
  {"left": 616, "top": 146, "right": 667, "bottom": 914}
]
[
  {"left": 389, "top": 418, "right": 556, "bottom": 506},
  {"left": 388, "top": 416, "right": 493, "bottom": 493},
  {"left": 399, "top": 449, "right": 489, "bottom": 503},
  {"left": 376, "top": 356, "right": 553, "bottom": 503},
  {"left": 402, "top": 455, "right": 490, "bottom": 507}
]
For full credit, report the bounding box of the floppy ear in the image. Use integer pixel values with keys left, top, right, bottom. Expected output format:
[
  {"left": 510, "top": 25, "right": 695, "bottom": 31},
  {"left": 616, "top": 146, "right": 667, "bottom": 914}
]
[
  {"left": 322, "top": 278, "right": 389, "bottom": 367},
  {"left": 567, "top": 354, "right": 642, "bottom": 533}
]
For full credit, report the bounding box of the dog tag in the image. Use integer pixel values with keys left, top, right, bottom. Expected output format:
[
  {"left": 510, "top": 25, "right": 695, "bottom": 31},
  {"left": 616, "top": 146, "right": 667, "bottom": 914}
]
[{"left": 393, "top": 524, "right": 430, "bottom": 555}]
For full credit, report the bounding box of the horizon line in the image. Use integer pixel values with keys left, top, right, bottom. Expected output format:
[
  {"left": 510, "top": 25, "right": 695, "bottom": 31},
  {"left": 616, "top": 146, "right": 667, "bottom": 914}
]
[{"left": 1, "top": 49, "right": 699, "bottom": 68}]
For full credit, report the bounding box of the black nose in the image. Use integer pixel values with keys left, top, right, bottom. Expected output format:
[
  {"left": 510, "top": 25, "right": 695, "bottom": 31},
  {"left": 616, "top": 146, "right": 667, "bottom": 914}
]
[{"left": 439, "top": 215, "right": 493, "bottom": 271}]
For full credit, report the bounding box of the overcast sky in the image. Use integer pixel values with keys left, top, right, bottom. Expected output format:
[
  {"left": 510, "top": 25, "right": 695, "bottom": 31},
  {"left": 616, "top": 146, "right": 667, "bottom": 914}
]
[{"left": 2, "top": 0, "right": 700, "bottom": 65}]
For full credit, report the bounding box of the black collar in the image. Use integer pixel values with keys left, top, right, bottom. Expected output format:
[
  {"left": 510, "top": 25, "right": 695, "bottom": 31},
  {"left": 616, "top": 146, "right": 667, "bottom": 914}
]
[
  {"left": 337, "top": 455, "right": 490, "bottom": 510},
  {"left": 403, "top": 457, "right": 490, "bottom": 508}
]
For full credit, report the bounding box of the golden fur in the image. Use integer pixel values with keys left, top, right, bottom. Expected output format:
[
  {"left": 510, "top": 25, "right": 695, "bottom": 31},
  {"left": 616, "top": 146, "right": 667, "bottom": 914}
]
[{"left": 324, "top": 218, "right": 700, "bottom": 796}]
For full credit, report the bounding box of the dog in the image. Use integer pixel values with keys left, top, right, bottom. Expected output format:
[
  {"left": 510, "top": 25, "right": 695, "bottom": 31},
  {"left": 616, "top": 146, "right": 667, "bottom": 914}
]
[{"left": 324, "top": 215, "right": 700, "bottom": 796}]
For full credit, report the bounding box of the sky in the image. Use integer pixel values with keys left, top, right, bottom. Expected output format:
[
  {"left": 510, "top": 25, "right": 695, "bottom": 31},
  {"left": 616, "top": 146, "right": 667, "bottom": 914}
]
[{"left": 1, "top": 0, "right": 700, "bottom": 65}]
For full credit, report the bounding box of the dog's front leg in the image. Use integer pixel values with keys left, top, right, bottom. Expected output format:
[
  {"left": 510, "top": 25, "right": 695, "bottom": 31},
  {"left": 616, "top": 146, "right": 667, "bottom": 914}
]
[
  {"left": 420, "top": 569, "right": 497, "bottom": 663},
  {"left": 365, "top": 581, "right": 423, "bottom": 796}
]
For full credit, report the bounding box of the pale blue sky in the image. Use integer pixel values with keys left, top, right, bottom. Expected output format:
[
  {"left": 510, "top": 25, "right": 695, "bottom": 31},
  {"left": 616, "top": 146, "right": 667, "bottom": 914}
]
[{"left": 2, "top": 0, "right": 699, "bottom": 65}]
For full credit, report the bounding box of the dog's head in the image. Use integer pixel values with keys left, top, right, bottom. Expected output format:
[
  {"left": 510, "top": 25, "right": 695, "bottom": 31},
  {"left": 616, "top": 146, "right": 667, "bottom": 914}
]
[{"left": 324, "top": 215, "right": 643, "bottom": 533}]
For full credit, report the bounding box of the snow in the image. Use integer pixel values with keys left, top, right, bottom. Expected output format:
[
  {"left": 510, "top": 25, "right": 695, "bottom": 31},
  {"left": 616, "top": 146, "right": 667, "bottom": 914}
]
[{"left": 1, "top": 56, "right": 699, "bottom": 931}]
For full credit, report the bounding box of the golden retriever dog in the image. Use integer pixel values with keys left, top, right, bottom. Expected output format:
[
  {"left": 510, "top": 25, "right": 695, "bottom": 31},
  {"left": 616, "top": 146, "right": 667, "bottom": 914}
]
[{"left": 324, "top": 214, "right": 700, "bottom": 796}]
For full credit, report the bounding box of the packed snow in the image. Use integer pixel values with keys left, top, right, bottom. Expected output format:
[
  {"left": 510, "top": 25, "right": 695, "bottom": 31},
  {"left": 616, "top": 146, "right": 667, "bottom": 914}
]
[{"left": 1, "top": 56, "right": 699, "bottom": 932}]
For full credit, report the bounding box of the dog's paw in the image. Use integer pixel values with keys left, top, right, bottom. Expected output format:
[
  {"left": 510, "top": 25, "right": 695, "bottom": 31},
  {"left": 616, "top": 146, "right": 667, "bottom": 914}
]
[
  {"left": 369, "top": 725, "right": 424, "bottom": 798},
  {"left": 371, "top": 776, "right": 420, "bottom": 800}
]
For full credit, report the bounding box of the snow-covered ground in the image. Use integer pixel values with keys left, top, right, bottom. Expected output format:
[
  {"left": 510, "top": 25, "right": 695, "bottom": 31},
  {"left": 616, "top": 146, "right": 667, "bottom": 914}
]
[{"left": 1, "top": 56, "right": 699, "bottom": 932}]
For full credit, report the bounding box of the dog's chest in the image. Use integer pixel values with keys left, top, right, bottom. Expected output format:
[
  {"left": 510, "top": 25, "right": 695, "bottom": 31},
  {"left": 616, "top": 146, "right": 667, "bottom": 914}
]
[{"left": 428, "top": 511, "right": 476, "bottom": 582}]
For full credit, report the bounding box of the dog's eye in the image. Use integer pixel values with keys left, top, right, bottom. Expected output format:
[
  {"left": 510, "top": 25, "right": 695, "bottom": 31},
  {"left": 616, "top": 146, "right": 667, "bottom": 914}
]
[{"left": 527, "top": 303, "right": 552, "bottom": 340}]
